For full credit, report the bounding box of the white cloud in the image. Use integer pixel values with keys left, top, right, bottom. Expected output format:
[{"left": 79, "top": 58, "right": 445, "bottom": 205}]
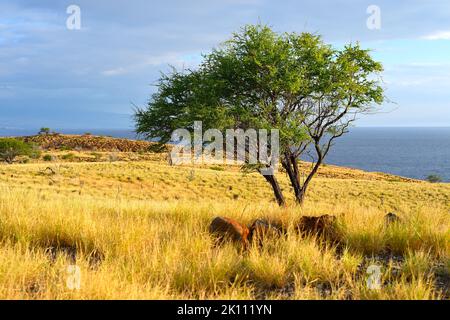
[
  {"left": 406, "top": 62, "right": 449, "bottom": 67},
  {"left": 385, "top": 75, "right": 450, "bottom": 88},
  {"left": 422, "top": 30, "right": 450, "bottom": 40},
  {"left": 102, "top": 67, "right": 127, "bottom": 76},
  {"left": 101, "top": 52, "right": 201, "bottom": 77}
]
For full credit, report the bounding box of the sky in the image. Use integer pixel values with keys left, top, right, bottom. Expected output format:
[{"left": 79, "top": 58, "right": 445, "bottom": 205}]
[{"left": 1, "top": 0, "right": 450, "bottom": 130}]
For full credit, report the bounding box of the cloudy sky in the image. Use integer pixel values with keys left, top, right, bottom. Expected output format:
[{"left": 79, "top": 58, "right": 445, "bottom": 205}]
[{"left": 1, "top": 0, "right": 450, "bottom": 129}]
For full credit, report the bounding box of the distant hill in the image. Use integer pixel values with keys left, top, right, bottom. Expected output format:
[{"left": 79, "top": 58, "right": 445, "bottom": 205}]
[
  {"left": 12, "top": 134, "right": 421, "bottom": 183},
  {"left": 20, "top": 134, "right": 160, "bottom": 153}
]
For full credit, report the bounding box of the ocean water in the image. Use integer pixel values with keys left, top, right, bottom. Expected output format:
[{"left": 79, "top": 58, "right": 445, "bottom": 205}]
[
  {"left": 1, "top": 127, "right": 449, "bottom": 182},
  {"left": 322, "top": 127, "right": 450, "bottom": 182}
]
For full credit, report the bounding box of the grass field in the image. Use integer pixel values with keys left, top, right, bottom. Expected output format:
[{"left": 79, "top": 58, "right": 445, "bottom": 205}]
[{"left": 0, "top": 151, "right": 449, "bottom": 299}]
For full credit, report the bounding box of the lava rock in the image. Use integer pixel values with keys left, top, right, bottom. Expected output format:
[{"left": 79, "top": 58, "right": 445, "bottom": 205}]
[
  {"left": 209, "top": 216, "right": 250, "bottom": 249},
  {"left": 296, "top": 214, "right": 340, "bottom": 243}
]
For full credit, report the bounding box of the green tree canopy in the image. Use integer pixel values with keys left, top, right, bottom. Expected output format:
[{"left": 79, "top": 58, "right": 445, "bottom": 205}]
[
  {"left": 135, "top": 24, "right": 384, "bottom": 205},
  {"left": 0, "top": 138, "right": 33, "bottom": 164}
]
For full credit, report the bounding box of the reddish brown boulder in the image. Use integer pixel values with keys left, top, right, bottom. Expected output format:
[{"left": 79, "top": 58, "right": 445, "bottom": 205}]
[
  {"left": 296, "top": 214, "right": 340, "bottom": 243},
  {"left": 209, "top": 216, "right": 250, "bottom": 249}
]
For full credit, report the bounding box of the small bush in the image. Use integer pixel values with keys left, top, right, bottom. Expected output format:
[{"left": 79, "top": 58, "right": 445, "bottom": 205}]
[
  {"left": 0, "top": 138, "right": 33, "bottom": 164},
  {"left": 29, "top": 147, "right": 41, "bottom": 159},
  {"left": 426, "top": 175, "right": 443, "bottom": 183},
  {"left": 43, "top": 154, "right": 53, "bottom": 162}
]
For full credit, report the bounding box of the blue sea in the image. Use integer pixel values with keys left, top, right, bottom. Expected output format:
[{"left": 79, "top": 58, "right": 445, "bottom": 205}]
[{"left": 1, "top": 127, "right": 449, "bottom": 182}]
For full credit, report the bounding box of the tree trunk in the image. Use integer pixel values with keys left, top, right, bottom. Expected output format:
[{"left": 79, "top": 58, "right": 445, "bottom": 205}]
[
  {"left": 282, "top": 153, "right": 303, "bottom": 204},
  {"left": 297, "top": 188, "right": 306, "bottom": 204},
  {"left": 282, "top": 149, "right": 324, "bottom": 206},
  {"left": 296, "top": 154, "right": 323, "bottom": 205},
  {"left": 262, "top": 173, "right": 286, "bottom": 206}
]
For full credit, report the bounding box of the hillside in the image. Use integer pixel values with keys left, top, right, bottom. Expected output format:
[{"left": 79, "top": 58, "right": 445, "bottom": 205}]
[
  {"left": 16, "top": 134, "right": 420, "bottom": 183},
  {"left": 21, "top": 133, "right": 159, "bottom": 152},
  {"left": 0, "top": 135, "right": 448, "bottom": 300}
]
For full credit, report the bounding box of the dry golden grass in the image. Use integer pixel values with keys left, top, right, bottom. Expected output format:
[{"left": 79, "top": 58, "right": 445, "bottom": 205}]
[{"left": 0, "top": 153, "right": 448, "bottom": 300}]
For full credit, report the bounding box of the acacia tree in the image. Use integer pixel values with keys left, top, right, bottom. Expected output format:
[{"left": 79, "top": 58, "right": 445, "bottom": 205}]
[
  {"left": 39, "top": 127, "right": 51, "bottom": 135},
  {"left": 135, "top": 24, "right": 384, "bottom": 206}
]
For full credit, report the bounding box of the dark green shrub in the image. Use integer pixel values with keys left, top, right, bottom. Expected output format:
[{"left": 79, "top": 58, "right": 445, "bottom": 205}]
[
  {"left": 0, "top": 138, "right": 33, "bottom": 164},
  {"left": 43, "top": 154, "right": 53, "bottom": 162},
  {"left": 426, "top": 174, "right": 443, "bottom": 183}
]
